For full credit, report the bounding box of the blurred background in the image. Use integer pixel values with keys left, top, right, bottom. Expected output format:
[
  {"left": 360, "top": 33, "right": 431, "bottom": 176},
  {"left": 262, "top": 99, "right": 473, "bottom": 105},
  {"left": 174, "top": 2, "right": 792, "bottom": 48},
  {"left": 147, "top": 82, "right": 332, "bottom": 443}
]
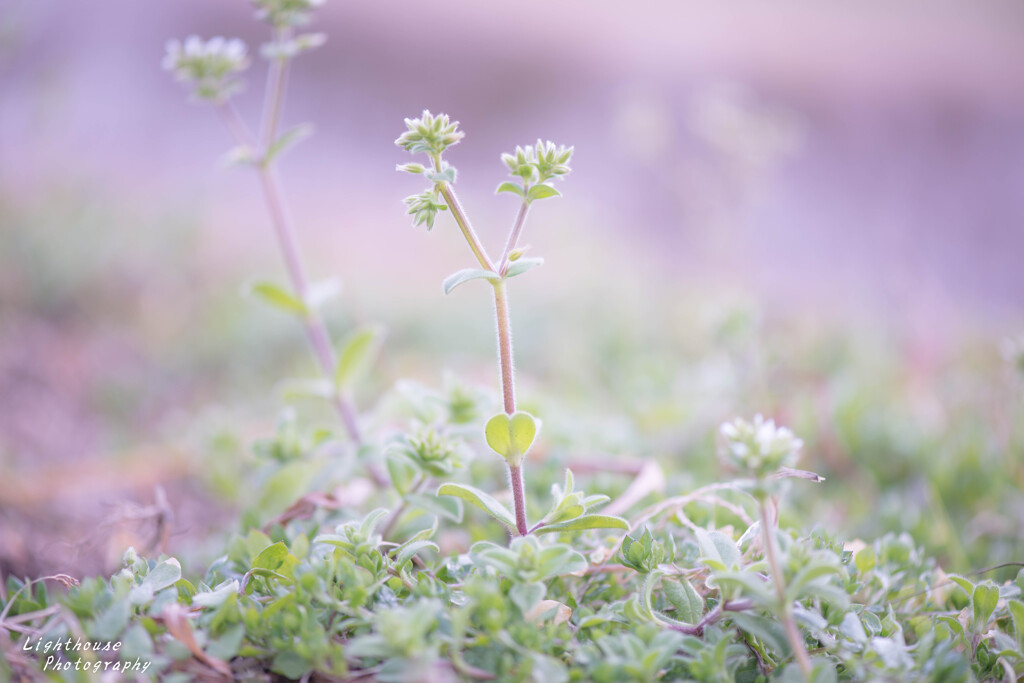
[{"left": 2, "top": 1, "right": 1023, "bottom": 580}]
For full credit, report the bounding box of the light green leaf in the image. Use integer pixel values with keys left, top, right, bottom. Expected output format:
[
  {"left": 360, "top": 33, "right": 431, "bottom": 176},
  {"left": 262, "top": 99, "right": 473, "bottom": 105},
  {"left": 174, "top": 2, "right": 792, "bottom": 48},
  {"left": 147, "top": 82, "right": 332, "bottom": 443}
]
[
  {"left": 663, "top": 577, "right": 704, "bottom": 625},
  {"left": 244, "top": 280, "right": 308, "bottom": 316},
  {"left": 509, "top": 582, "right": 546, "bottom": 614},
  {"left": 503, "top": 257, "right": 544, "bottom": 279},
  {"left": 386, "top": 452, "right": 420, "bottom": 495},
  {"left": 252, "top": 542, "right": 289, "bottom": 572},
  {"left": 484, "top": 411, "right": 539, "bottom": 465},
  {"left": 265, "top": 123, "right": 313, "bottom": 164},
  {"left": 394, "top": 540, "right": 439, "bottom": 570},
  {"left": 496, "top": 181, "right": 525, "bottom": 197},
  {"left": 143, "top": 558, "right": 182, "bottom": 593},
  {"left": 443, "top": 268, "right": 500, "bottom": 295},
  {"left": 534, "top": 514, "right": 628, "bottom": 534},
  {"left": 335, "top": 325, "right": 384, "bottom": 388},
  {"left": 1008, "top": 600, "right": 1024, "bottom": 651},
  {"left": 527, "top": 184, "right": 560, "bottom": 201},
  {"left": 973, "top": 582, "right": 999, "bottom": 628},
  {"left": 405, "top": 492, "right": 463, "bottom": 523},
  {"left": 191, "top": 580, "right": 239, "bottom": 608},
  {"left": 437, "top": 483, "right": 516, "bottom": 529},
  {"left": 696, "top": 529, "right": 742, "bottom": 570}
]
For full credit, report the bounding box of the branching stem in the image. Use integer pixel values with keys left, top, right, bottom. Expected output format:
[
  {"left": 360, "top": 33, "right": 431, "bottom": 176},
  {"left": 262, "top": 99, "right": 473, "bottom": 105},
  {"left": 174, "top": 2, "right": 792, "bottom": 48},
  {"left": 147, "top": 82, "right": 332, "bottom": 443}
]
[
  {"left": 431, "top": 165, "right": 531, "bottom": 535},
  {"left": 214, "top": 54, "right": 383, "bottom": 483}
]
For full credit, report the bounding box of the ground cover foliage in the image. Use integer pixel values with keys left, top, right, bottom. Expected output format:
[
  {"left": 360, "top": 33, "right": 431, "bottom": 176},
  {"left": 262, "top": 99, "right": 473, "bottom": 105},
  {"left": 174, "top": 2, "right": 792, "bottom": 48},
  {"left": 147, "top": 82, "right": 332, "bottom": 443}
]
[{"left": 3, "top": 1, "right": 1024, "bottom": 681}]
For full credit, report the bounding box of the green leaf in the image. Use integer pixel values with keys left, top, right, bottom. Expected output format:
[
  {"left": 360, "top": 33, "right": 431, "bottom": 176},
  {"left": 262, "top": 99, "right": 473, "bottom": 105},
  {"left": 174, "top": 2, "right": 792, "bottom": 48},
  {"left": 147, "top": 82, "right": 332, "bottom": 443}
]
[
  {"left": 264, "top": 123, "right": 313, "bottom": 164},
  {"left": 386, "top": 452, "right": 420, "bottom": 496},
  {"left": 503, "top": 257, "right": 544, "bottom": 279},
  {"left": 496, "top": 181, "right": 525, "bottom": 197},
  {"left": 696, "top": 529, "right": 742, "bottom": 570},
  {"left": 244, "top": 280, "right": 308, "bottom": 316},
  {"left": 405, "top": 492, "right": 463, "bottom": 522},
  {"left": 973, "top": 582, "right": 999, "bottom": 628},
  {"left": 484, "top": 411, "right": 539, "bottom": 465},
  {"left": 509, "top": 582, "right": 546, "bottom": 614},
  {"left": 663, "top": 577, "right": 704, "bottom": 625},
  {"left": 437, "top": 483, "right": 516, "bottom": 529},
  {"left": 1008, "top": 600, "right": 1024, "bottom": 651},
  {"left": 527, "top": 184, "right": 560, "bottom": 201},
  {"left": 252, "top": 542, "right": 289, "bottom": 572},
  {"left": 443, "top": 268, "right": 500, "bottom": 295},
  {"left": 335, "top": 325, "right": 384, "bottom": 388},
  {"left": 394, "top": 540, "right": 439, "bottom": 570},
  {"left": 534, "top": 514, "right": 628, "bottom": 534},
  {"left": 854, "top": 547, "right": 876, "bottom": 573}
]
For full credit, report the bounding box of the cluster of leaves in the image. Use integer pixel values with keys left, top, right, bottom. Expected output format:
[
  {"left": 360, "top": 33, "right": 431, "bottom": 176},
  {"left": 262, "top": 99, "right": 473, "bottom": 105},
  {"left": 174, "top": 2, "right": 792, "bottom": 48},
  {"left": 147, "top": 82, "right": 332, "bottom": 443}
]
[{"left": 5, "top": 442, "right": 1024, "bottom": 681}]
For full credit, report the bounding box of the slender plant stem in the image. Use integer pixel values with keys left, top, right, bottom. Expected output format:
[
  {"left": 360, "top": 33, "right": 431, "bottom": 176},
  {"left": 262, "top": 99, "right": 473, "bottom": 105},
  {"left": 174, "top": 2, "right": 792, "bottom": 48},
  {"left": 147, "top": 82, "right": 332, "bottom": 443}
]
[
  {"left": 492, "top": 281, "right": 516, "bottom": 415},
  {"left": 508, "top": 464, "right": 529, "bottom": 536},
  {"left": 259, "top": 27, "right": 292, "bottom": 147},
  {"left": 497, "top": 199, "right": 530, "bottom": 276},
  {"left": 432, "top": 169, "right": 531, "bottom": 534},
  {"left": 759, "top": 498, "right": 812, "bottom": 678},
  {"left": 432, "top": 156, "right": 495, "bottom": 272},
  {"left": 215, "top": 67, "right": 383, "bottom": 483}
]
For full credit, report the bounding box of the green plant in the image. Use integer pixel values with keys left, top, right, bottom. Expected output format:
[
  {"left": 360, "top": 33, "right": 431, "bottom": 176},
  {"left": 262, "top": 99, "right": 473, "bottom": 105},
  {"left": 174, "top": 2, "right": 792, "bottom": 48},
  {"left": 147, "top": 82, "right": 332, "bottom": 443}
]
[
  {"left": 163, "top": 0, "right": 383, "bottom": 484},
  {"left": 5, "top": 3, "right": 1024, "bottom": 681},
  {"left": 396, "top": 111, "right": 627, "bottom": 539}
]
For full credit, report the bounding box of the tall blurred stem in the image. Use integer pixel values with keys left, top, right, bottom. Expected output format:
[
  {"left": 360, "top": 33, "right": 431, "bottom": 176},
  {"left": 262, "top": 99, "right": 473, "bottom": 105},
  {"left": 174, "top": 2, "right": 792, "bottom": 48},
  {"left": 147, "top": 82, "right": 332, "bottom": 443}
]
[
  {"left": 215, "top": 40, "right": 385, "bottom": 483},
  {"left": 759, "top": 498, "right": 812, "bottom": 677}
]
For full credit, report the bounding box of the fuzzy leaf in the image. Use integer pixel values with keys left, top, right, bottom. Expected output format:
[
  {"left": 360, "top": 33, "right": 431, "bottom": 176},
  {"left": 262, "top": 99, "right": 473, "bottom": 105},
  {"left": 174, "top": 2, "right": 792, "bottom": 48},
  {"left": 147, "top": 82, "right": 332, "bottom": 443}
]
[
  {"left": 335, "top": 325, "right": 384, "bottom": 388},
  {"left": 504, "top": 257, "right": 544, "bottom": 279},
  {"left": 496, "top": 181, "right": 525, "bottom": 197},
  {"left": 437, "top": 483, "right": 516, "bottom": 529},
  {"left": 527, "top": 184, "right": 560, "bottom": 201},
  {"left": 534, "top": 514, "right": 628, "bottom": 534},
  {"left": 485, "top": 411, "right": 539, "bottom": 464},
  {"left": 973, "top": 582, "right": 999, "bottom": 628},
  {"left": 443, "top": 268, "right": 501, "bottom": 295},
  {"left": 663, "top": 577, "right": 704, "bottom": 625},
  {"left": 244, "top": 281, "right": 308, "bottom": 316},
  {"left": 264, "top": 123, "right": 313, "bottom": 163}
]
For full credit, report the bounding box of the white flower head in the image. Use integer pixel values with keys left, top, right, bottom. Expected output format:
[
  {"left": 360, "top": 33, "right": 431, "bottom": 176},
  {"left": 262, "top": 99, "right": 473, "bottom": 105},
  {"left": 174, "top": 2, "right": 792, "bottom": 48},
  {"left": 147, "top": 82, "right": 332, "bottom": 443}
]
[
  {"left": 719, "top": 413, "right": 803, "bottom": 476},
  {"left": 163, "top": 36, "right": 249, "bottom": 101}
]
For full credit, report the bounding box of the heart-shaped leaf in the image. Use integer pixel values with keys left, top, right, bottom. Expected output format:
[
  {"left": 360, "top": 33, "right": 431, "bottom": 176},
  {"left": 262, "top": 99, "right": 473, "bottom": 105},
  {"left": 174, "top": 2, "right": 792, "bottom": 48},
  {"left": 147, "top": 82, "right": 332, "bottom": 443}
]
[{"left": 485, "top": 411, "right": 539, "bottom": 465}]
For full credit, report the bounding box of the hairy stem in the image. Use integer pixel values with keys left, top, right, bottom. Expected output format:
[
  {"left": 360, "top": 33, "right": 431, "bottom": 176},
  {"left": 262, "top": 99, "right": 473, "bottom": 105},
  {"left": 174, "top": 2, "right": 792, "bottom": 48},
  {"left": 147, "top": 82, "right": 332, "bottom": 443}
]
[
  {"left": 759, "top": 499, "right": 812, "bottom": 678},
  {"left": 508, "top": 464, "right": 529, "bottom": 537},
  {"left": 492, "top": 281, "right": 516, "bottom": 415},
  {"left": 497, "top": 199, "right": 531, "bottom": 276},
  {"left": 432, "top": 156, "right": 495, "bottom": 272}
]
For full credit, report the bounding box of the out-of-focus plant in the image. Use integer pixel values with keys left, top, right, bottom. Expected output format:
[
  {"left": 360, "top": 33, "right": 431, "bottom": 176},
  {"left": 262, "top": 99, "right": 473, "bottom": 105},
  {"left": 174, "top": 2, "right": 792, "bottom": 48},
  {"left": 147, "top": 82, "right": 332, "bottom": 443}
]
[
  {"left": 164, "top": 1, "right": 383, "bottom": 483},
  {"left": 396, "top": 110, "right": 627, "bottom": 539}
]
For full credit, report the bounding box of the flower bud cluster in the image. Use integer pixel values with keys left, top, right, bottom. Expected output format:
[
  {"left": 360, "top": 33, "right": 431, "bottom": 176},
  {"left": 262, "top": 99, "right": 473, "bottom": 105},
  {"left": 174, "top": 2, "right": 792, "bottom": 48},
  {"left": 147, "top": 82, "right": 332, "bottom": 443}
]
[
  {"left": 402, "top": 190, "right": 447, "bottom": 231},
  {"left": 395, "top": 111, "right": 465, "bottom": 157},
  {"left": 719, "top": 414, "right": 803, "bottom": 479},
  {"left": 501, "top": 140, "right": 573, "bottom": 184},
  {"left": 163, "top": 36, "right": 249, "bottom": 102}
]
